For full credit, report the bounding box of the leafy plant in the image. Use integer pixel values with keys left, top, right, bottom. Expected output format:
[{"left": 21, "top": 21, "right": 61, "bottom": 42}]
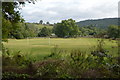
[{"left": 3, "top": 72, "right": 30, "bottom": 79}]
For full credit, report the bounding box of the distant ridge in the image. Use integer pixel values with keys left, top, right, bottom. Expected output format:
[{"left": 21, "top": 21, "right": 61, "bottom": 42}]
[{"left": 76, "top": 18, "right": 119, "bottom": 28}]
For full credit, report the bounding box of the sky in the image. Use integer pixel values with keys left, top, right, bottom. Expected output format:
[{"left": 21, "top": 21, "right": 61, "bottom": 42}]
[{"left": 20, "top": 0, "right": 119, "bottom": 24}]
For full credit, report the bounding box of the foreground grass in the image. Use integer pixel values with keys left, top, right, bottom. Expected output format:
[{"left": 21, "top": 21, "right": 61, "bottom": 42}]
[{"left": 3, "top": 38, "right": 118, "bottom": 60}]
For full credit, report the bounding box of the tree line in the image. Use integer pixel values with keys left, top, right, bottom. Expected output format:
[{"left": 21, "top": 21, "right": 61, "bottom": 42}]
[
  {"left": 53, "top": 19, "right": 120, "bottom": 39},
  {"left": 3, "top": 18, "right": 120, "bottom": 39}
]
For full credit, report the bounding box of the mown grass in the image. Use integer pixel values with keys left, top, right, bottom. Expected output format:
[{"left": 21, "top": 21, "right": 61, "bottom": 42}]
[{"left": 3, "top": 38, "right": 118, "bottom": 61}]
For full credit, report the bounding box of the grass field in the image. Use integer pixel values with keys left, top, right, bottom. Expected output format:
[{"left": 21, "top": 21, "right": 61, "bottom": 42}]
[
  {"left": 35, "top": 24, "right": 53, "bottom": 29},
  {"left": 3, "top": 38, "right": 118, "bottom": 61}
]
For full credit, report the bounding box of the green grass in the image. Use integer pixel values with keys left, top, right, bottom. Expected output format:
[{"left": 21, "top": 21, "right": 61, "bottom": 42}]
[
  {"left": 35, "top": 24, "right": 53, "bottom": 29},
  {"left": 3, "top": 38, "right": 118, "bottom": 61}
]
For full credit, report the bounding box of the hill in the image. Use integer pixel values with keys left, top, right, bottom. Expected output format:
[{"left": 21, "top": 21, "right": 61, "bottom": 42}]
[
  {"left": 27, "top": 23, "right": 53, "bottom": 29},
  {"left": 76, "top": 18, "right": 118, "bottom": 29}
]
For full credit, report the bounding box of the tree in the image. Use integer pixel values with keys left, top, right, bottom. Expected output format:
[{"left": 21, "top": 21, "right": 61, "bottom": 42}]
[
  {"left": 9, "top": 23, "right": 39, "bottom": 39},
  {"left": 2, "top": 2, "right": 24, "bottom": 23},
  {"left": 39, "top": 20, "right": 43, "bottom": 24},
  {"left": 2, "top": 0, "right": 36, "bottom": 40},
  {"left": 46, "top": 22, "right": 50, "bottom": 25},
  {"left": 94, "top": 29, "right": 107, "bottom": 38},
  {"left": 80, "top": 25, "right": 99, "bottom": 36},
  {"left": 38, "top": 27, "right": 51, "bottom": 37},
  {"left": 2, "top": 17, "right": 12, "bottom": 40},
  {"left": 53, "top": 19, "right": 80, "bottom": 38},
  {"left": 107, "top": 25, "right": 120, "bottom": 39}
]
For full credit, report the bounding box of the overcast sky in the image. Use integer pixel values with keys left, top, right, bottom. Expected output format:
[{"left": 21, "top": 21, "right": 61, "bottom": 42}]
[{"left": 20, "top": 0, "right": 119, "bottom": 24}]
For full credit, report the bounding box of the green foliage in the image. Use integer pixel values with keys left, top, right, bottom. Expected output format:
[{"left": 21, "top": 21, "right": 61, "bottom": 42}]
[
  {"left": 90, "top": 39, "right": 120, "bottom": 77},
  {"left": 38, "top": 27, "right": 52, "bottom": 37},
  {"left": 94, "top": 29, "right": 108, "bottom": 38},
  {"left": 2, "top": 2, "right": 24, "bottom": 40},
  {"left": 24, "top": 23, "right": 39, "bottom": 37},
  {"left": 107, "top": 25, "right": 120, "bottom": 39},
  {"left": 54, "top": 19, "right": 80, "bottom": 38},
  {"left": 35, "top": 62, "right": 59, "bottom": 78},
  {"left": 39, "top": 20, "right": 43, "bottom": 24},
  {"left": 44, "top": 45, "right": 63, "bottom": 59},
  {"left": 2, "top": 0, "right": 36, "bottom": 22},
  {"left": 34, "top": 40, "right": 119, "bottom": 78},
  {"left": 96, "top": 39, "right": 106, "bottom": 52},
  {"left": 2, "top": 1, "right": 36, "bottom": 40},
  {"left": 69, "top": 50, "right": 90, "bottom": 76},
  {"left": 76, "top": 18, "right": 118, "bottom": 29},
  {"left": 46, "top": 21, "right": 50, "bottom": 25},
  {"left": 2, "top": 17, "right": 12, "bottom": 41},
  {"left": 3, "top": 72, "right": 30, "bottom": 79},
  {"left": 2, "top": 2, "right": 24, "bottom": 23},
  {"left": 9, "top": 23, "right": 24, "bottom": 39},
  {"left": 80, "top": 25, "right": 99, "bottom": 36},
  {"left": 8, "top": 23, "right": 39, "bottom": 39}
]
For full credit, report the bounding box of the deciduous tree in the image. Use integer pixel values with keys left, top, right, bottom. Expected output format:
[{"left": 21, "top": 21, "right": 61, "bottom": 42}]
[{"left": 54, "top": 19, "right": 80, "bottom": 38}]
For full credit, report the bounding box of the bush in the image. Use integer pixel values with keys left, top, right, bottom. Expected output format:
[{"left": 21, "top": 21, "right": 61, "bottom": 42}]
[{"left": 38, "top": 27, "right": 52, "bottom": 37}]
